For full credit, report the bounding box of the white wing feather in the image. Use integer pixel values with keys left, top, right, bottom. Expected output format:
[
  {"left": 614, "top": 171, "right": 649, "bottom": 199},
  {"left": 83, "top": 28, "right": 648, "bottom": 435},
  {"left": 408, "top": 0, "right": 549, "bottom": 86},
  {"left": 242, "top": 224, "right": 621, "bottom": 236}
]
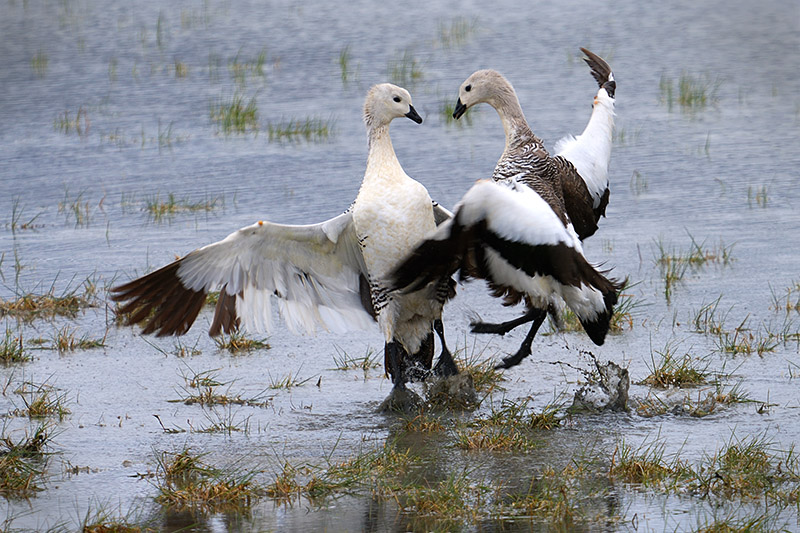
[{"left": 175, "top": 211, "right": 374, "bottom": 335}]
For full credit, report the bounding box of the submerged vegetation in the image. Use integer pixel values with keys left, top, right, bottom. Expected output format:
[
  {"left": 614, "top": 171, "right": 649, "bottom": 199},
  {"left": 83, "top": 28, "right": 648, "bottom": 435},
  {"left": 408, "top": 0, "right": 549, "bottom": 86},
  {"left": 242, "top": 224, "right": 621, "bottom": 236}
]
[
  {"left": 654, "top": 234, "right": 734, "bottom": 301},
  {"left": 436, "top": 17, "right": 479, "bottom": 48},
  {"left": 145, "top": 192, "right": 223, "bottom": 221},
  {"left": 266, "top": 116, "right": 335, "bottom": 143},
  {"left": 660, "top": 72, "right": 722, "bottom": 112},
  {"left": 388, "top": 50, "right": 425, "bottom": 86},
  {"left": 210, "top": 93, "right": 259, "bottom": 134},
  {"left": 53, "top": 107, "right": 90, "bottom": 137},
  {"left": 30, "top": 51, "right": 48, "bottom": 77}
]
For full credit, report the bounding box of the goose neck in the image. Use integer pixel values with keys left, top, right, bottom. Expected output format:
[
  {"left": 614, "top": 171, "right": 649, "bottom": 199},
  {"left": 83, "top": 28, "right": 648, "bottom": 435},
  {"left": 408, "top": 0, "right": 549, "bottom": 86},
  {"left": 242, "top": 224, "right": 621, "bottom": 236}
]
[{"left": 365, "top": 124, "right": 402, "bottom": 176}]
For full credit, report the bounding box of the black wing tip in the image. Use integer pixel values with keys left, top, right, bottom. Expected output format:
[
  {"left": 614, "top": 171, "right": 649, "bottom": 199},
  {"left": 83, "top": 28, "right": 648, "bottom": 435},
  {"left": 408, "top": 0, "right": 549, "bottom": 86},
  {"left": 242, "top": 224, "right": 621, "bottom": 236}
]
[{"left": 108, "top": 259, "right": 208, "bottom": 337}]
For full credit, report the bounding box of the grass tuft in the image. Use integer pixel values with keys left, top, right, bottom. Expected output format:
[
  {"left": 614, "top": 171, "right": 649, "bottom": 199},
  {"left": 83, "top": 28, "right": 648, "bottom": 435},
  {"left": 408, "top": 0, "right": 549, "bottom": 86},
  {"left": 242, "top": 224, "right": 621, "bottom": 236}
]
[
  {"left": 1, "top": 327, "right": 30, "bottom": 364},
  {"left": 769, "top": 281, "right": 800, "bottom": 314},
  {"left": 454, "top": 343, "right": 505, "bottom": 394},
  {"left": 211, "top": 93, "right": 258, "bottom": 134},
  {"left": 152, "top": 448, "right": 261, "bottom": 512},
  {"left": 388, "top": 50, "right": 425, "bottom": 86},
  {"left": 266, "top": 116, "right": 335, "bottom": 143},
  {"left": 213, "top": 332, "right": 269, "bottom": 354},
  {"left": 654, "top": 235, "right": 734, "bottom": 302},
  {"left": 8, "top": 197, "right": 44, "bottom": 233},
  {"left": 51, "top": 325, "right": 106, "bottom": 352},
  {"left": 58, "top": 188, "right": 92, "bottom": 227},
  {"left": 440, "top": 99, "right": 472, "bottom": 126},
  {"left": 229, "top": 48, "right": 267, "bottom": 85},
  {"left": 609, "top": 439, "right": 686, "bottom": 489},
  {"left": 268, "top": 367, "right": 313, "bottom": 390},
  {"left": 145, "top": 193, "right": 223, "bottom": 222},
  {"left": 338, "top": 45, "right": 358, "bottom": 83},
  {"left": 748, "top": 184, "right": 769, "bottom": 208},
  {"left": 436, "top": 17, "right": 478, "bottom": 48},
  {"left": 0, "top": 279, "right": 98, "bottom": 321},
  {"left": 331, "top": 346, "right": 380, "bottom": 372},
  {"left": 0, "top": 424, "right": 52, "bottom": 498},
  {"left": 30, "top": 50, "right": 48, "bottom": 77},
  {"left": 10, "top": 380, "right": 71, "bottom": 420},
  {"left": 400, "top": 409, "right": 448, "bottom": 433},
  {"left": 715, "top": 316, "right": 777, "bottom": 356},
  {"left": 264, "top": 440, "right": 415, "bottom": 502},
  {"left": 640, "top": 341, "right": 708, "bottom": 388},
  {"left": 54, "top": 107, "right": 90, "bottom": 138},
  {"left": 660, "top": 72, "right": 721, "bottom": 112},
  {"left": 172, "top": 367, "right": 272, "bottom": 408},
  {"left": 454, "top": 397, "right": 562, "bottom": 451}
]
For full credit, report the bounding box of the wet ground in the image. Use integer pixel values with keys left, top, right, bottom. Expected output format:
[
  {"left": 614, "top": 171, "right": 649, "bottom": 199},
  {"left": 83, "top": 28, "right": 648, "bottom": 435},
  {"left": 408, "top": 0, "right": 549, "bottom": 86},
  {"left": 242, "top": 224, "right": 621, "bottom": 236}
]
[{"left": 1, "top": 0, "right": 799, "bottom": 530}]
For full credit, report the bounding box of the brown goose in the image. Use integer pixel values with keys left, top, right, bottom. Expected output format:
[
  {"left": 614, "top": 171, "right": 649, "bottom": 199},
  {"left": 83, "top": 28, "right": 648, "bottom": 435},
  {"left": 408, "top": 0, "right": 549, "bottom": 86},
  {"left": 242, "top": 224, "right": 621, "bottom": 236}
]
[{"left": 449, "top": 49, "right": 617, "bottom": 369}]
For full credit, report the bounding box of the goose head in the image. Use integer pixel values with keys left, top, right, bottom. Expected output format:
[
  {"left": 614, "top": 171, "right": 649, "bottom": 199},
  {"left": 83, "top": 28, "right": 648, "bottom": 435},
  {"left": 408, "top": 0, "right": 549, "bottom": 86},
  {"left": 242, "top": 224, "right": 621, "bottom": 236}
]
[
  {"left": 363, "top": 83, "right": 422, "bottom": 129},
  {"left": 453, "top": 69, "right": 516, "bottom": 119}
]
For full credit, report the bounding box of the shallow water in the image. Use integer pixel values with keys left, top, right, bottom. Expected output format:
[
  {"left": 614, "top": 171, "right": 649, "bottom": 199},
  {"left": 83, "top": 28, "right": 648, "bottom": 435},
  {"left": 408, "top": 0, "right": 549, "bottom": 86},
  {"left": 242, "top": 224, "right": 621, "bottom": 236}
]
[{"left": 1, "top": 0, "right": 799, "bottom": 530}]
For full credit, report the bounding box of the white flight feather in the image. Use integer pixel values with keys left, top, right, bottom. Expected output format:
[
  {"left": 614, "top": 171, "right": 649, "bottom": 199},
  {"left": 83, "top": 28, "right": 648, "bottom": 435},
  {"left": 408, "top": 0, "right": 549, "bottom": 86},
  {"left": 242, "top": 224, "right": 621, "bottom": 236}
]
[{"left": 175, "top": 211, "right": 374, "bottom": 335}]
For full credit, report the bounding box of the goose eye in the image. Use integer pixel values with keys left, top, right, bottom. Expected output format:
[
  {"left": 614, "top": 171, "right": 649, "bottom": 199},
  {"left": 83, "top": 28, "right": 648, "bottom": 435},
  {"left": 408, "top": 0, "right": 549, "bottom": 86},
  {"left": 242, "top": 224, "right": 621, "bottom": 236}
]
[
  {"left": 393, "top": 96, "right": 401, "bottom": 103},
  {"left": 465, "top": 84, "right": 472, "bottom": 92}
]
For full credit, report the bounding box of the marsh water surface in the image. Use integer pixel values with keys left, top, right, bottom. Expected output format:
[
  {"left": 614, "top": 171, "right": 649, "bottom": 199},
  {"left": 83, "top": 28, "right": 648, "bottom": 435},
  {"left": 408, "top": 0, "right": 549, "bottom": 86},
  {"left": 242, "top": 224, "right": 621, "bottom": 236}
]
[{"left": 1, "top": 0, "right": 799, "bottom": 531}]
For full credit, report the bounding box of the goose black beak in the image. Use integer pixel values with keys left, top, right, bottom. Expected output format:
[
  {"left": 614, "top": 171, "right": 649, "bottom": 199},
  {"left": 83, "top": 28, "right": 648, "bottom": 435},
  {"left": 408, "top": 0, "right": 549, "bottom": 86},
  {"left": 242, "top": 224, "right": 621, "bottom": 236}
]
[
  {"left": 453, "top": 98, "right": 467, "bottom": 120},
  {"left": 405, "top": 105, "right": 423, "bottom": 124}
]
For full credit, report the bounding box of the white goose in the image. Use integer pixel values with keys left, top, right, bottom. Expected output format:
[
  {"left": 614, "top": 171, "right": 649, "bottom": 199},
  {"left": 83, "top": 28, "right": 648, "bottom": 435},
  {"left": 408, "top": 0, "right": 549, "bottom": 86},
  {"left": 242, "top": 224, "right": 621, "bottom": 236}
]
[
  {"left": 441, "top": 49, "right": 617, "bottom": 369},
  {"left": 111, "top": 83, "right": 458, "bottom": 402}
]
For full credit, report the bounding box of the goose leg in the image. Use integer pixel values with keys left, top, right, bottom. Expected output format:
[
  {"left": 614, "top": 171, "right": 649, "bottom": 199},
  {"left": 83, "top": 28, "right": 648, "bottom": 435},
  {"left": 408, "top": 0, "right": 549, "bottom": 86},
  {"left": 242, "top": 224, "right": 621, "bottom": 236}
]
[
  {"left": 470, "top": 309, "right": 538, "bottom": 336},
  {"left": 385, "top": 341, "right": 407, "bottom": 389},
  {"left": 380, "top": 341, "right": 423, "bottom": 413},
  {"left": 432, "top": 319, "right": 459, "bottom": 377},
  {"left": 494, "top": 308, "right": 548, "bottom": 370}
]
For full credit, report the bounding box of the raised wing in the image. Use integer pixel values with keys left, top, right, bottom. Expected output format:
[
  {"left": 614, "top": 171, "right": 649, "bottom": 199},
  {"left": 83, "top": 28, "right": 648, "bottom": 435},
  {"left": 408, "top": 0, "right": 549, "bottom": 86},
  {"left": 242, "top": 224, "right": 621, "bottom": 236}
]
[
  {"left": 390, "top": 180, "right": 619, "bottom": 344},
  {"left": 110, "top": 211, "right": 375, "bottom": 337}
]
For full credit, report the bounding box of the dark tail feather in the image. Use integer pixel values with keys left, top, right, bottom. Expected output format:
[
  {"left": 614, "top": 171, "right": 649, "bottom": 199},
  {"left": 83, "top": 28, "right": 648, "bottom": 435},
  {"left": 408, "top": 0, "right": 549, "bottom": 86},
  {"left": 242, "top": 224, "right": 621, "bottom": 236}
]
[
  {"left": 580, "top": 47, "right": 615, "bottom": 98},
  {"left": 578, "top": 275, "right": 622, "bottom": 346}
]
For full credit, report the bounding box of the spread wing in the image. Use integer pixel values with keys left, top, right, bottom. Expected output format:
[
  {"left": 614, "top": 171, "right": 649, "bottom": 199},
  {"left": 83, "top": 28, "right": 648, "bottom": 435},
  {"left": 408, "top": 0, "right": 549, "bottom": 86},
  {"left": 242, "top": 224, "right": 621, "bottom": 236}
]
[{"left": 110, "top": 211, "right": 375, "bottom": 337}]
